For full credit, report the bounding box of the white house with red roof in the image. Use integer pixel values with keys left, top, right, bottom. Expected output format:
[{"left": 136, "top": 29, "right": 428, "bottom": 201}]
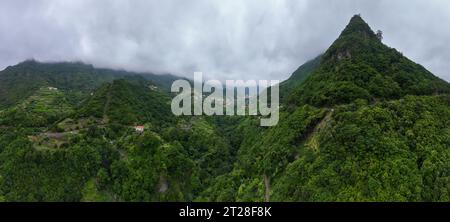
[{"left": 134, "top": 125, "right": 145, "bottom": 133}]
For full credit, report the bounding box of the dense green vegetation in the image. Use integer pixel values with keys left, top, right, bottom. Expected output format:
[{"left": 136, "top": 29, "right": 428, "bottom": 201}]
[
  {"left": 0, "top": 76, "right": 235, "bottom": 201},
  {"left": 272, "top": 95, "right": 450, "bottom": 201},
  {"left": 203, "top": 95, "right": 449, "bottom": 201},
  {"left": 0, "top": 87, "right": 73, "bottom": 127},
  {"left": 0, "top": 60, "right": 180, "bottom": 109},
  {"left": 77, "top": 77, "right": 174, "bottom": 127},
  {"left": 0, "top": 136, "right": 108, "bottom": 201},
  {"left": 0, "top": 15, "right": 449, "bottom": 202},
  {"left": 288, "top": 15, "right": 450, "bottom": 107},
  {"left": 200, "top": 15, "right": 450, "bottom": 202},
  {"left": 279, "top": 55, "right": 322, "bottom": 101}
]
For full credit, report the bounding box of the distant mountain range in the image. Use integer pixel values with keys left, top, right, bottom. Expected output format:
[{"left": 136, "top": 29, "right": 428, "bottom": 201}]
[{"left": 0, "top": 60, "right": 181, "bottom": 109}]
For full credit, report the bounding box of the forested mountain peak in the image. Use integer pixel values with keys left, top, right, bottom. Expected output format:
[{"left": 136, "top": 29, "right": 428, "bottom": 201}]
[
  {"left": 339, "top": 14, "right": 378, "bottom": 40},
  {"left": 202, "top": 15, "right": 450, "bottom": 202},
  {"left": 0, "top": 11, "right": 449, "bottom": 203},
  {"left": 323, "top": 14, "right": 382, "bottom": 63},
  {"left": 287, "top": 15, "right": 450, "bottom": 107}
]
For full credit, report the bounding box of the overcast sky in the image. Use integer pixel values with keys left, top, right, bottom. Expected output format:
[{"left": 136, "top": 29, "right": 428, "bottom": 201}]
[{"left": 1, "top": 0, "right": 449, "bottom": 81}]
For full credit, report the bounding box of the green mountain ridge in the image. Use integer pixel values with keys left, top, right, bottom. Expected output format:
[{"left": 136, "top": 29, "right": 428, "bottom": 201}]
[
  {"left": 0, "top": 60, "right": 181, "bottom": 109},
  {"left": 279, "top": 55, "right": 322, "bottom": 102},
  {"left": 0, "top": 15, "right": 449, "bottom": 202},
  {"left": 199, "top": 15, "right": 450, "bottom": 202},
  {"left": 288, "top": 15, "right": 450, "bottom": 107},
  {"left": 0, "top": 77, "right": 236, "bottom": 201}
]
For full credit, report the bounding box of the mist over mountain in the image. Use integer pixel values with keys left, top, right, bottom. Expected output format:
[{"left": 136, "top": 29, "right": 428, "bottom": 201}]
[
  {"left": 1, "top": 0, "right": 450, "bottom": 81},
  {"left": 0, "top": 12, "right": 449, "bottom": 203},
  {"left": 0, "top": 60, "right": 181, "bottom": 109}
]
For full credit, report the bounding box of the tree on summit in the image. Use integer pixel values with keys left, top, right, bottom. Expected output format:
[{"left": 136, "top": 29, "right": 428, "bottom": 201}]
[{"left": 376, "top": 30, "right": 383, "bottom": 41}]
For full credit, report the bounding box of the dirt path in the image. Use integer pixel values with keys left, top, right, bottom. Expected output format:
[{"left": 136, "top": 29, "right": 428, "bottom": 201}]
[
  {"left": 315, "top": 110, "right": 333, "bottom": 132},
  {"left": 303, "top": 109, "right": 333, "bottom": 152},
  {"left": 264, "top": 174, "right": 271, "bottom": 202},
  {"left": 41, "top": 130, "right": 80, "bottom": 140},
  {"left": 262, "top": 110, "right": 334, "bottom": 201},
  {"left": 102, "top": 84, "right": 112, "bottom": 124}
]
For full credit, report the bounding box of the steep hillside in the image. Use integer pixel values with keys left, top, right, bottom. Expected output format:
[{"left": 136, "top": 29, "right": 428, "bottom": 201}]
[
  {"left": 279, "top": 55, "right": 322, "bottom": 102},
  {"left": 271, "top": 95, "right": 450, "bottom": 201},
  {"left": 288, "top": 15, "right": 450, "bottom": 107},
  {"left": 0, "top": 14, "right": 448, "bottom": 203},
  {"left": 199, "top": 15, "right": 450, "bottom": 202},
  {"left": 0, "top": 77, "right": 235, "bottom": 202},
  {"left": 0, "top": 60, "right": 181, "bottom": 109},
  {"left": 76, "top": 77, "right": 174, "bottom": 127},
  {"left": 0, "top": 87, "right": 73, "bottom": 128}
]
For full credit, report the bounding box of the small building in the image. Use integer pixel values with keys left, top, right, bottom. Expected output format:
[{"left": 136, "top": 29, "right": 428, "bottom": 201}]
[
  {"left": 134, "top": 125, "right": 145, "bottom": 133},
  {"left": 148, "top": 85, "right": 158, "bottom": 91},
  {"left": 48, "top": 87, "right": 58, "bottom": 91}
]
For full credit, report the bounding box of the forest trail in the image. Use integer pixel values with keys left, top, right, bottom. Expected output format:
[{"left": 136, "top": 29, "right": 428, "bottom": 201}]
[
  {"left": 304, "top": 109, "right": 333, "bottom": 152},
  {"left": 102, "top": 84, "right": 112, "bottom": 124},
  {"left": 264, "top": 174, "right": 271, "bottom": 202}
]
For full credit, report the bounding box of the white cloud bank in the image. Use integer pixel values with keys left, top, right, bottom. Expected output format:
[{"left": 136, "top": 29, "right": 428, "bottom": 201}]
[{"left": 1, "top": 0, "right": 449, "bottom": 81}]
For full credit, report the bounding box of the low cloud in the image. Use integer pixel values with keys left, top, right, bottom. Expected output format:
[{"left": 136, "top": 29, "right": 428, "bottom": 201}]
[{"left": 1, "top": 0, "right": 449, "bottom": 81}]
